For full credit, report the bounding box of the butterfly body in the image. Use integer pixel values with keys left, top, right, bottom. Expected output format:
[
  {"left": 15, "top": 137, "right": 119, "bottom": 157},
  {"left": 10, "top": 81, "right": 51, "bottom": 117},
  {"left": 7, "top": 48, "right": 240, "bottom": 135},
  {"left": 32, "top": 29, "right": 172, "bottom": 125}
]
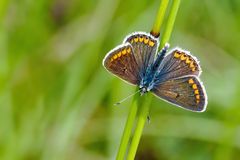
[
  {"left": 103, "top": 32, "right": 207, "bottom": 112},
  {"left": 139, "top": 44, "right": 169, "bottom": 95}
]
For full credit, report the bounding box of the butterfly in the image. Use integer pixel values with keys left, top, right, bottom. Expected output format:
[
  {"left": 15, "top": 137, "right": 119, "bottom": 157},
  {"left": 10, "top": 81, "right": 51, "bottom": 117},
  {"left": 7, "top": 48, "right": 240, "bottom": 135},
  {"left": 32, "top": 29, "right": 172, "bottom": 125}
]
[{"left": 102, "top": 32, "right": 207, "bottom": 112}]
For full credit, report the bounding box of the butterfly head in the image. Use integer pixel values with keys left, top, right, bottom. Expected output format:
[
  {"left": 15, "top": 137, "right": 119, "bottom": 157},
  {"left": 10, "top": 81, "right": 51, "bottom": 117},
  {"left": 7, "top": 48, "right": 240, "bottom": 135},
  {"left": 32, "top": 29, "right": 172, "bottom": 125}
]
[
  {"left": 140, "top": 87, "right": 148, "bottom": 96},
  {"left": 139, "top": 70, "right": 155, "bottom": 95},
  {"left": 139, "top": 79, "right": 154, "bottom": 96}
]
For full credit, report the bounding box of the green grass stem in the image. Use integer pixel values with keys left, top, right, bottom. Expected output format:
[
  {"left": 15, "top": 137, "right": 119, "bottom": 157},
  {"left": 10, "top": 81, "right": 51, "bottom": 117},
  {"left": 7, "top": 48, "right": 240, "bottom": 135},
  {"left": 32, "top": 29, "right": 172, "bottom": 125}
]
[
  {"left": 125, "top": 1, "right": 181, "bottom": 159},
  {"left": 126, "top": 94, "right": 152, "bottom": 160},
  {"left": 116, "top": 0, "right": 181, "bottom": 159},
  {"left": 151, "top": 0, "right": 169, "bottom": 37},
  {"left": 116, "top": 91, "right": 140, "bottom": 160},
  {"left": 160, "top": 0, "right": 181, "bottom": 49}
]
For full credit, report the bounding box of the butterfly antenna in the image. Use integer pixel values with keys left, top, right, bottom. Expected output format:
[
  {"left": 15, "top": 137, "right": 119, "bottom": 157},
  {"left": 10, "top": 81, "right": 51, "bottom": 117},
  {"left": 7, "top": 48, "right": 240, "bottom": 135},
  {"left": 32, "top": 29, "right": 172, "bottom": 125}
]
[{"left": 114, "top": 90, "right": 140, "bottom": 106}]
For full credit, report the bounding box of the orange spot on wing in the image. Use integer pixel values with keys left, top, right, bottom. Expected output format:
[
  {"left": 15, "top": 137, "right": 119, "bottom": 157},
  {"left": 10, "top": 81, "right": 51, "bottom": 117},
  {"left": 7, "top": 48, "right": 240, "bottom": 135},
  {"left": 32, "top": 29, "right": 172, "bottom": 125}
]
[
  {"left": 126, "top": 47, "right": 131, "bottom": 53},
  {"left": 134, "top": 37, "right": 138, "bottom": 42},
  {"left": 189, "top": 61, "right": 195, "bottom": 68},
  {"left": 189, "top": 61, "right": 196, "bottom": 71},
  {"left": 180, "top": 54, "right": 187, "bottom": 60},
  {"left": 117, "top": 52, "right": 121, "bottom": 57},
  {"left": 144, "top": 37, "right": 149, "bottom": 44},
  {"left": 122, "top": 49, "right": 127, "bottom": 55},
  {"left": 139, "top": 37, "right": 144, "bottom": 42},
  {"left": 196, "top": 100, "right": 200, "bottom": 104},
  {"left": 174, "top": 52, "right": 181, "bottom": 58},
  {"left": 188, "top": 78, "right": 194, "bottom": 84},
  {"left": 194, "top": 90, "right": 199, "bottom": 95},
  {"left": 113, "top": 55, "right": 118, "bottom": 59},
  {"left": 192, "top": 84, "right": 197, "bottom": 89},
  {"left": 149, "top": 40, "right": 155, "bottom": 47},
  {"left": 196, "top": 95, "right": 200, "bottom": 100},
  {"left": 185, "top": 57, "right": 191, "bottom": 64}
]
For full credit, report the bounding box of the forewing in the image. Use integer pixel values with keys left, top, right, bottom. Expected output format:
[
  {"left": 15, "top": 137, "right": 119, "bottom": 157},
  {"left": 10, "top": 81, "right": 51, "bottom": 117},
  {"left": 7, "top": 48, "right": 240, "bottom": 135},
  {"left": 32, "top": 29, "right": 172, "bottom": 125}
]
[
  {"left": 124, "top": 32, "right": 159, "bottom": 76},
  {"left": 103, "top": 43, "right": 140, "bottom": 85},
  {"left": 152, "top": 76, "right": 207, "bottom": 112},
  {"left": 155, "top": 48, "right": 201, "bottom": 83}
]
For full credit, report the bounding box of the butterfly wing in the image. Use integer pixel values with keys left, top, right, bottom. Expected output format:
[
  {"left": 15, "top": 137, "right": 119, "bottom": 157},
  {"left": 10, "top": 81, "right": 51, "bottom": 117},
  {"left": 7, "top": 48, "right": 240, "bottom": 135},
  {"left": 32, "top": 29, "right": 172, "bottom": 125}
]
[
  {"left": 123, "top": 32, "right": 159, "bottom": 76},
  {"left": 103, "top": 32, "right": 159, "bottom": 85},
  {"left": 103, "top": 43, "right": 140, "bottom": 85},
  {"left": 151, "top": 76, "right": 207, "bottom": 112},
  {"left": 155, "top": 48, "right": 201, "bottom": 83}
]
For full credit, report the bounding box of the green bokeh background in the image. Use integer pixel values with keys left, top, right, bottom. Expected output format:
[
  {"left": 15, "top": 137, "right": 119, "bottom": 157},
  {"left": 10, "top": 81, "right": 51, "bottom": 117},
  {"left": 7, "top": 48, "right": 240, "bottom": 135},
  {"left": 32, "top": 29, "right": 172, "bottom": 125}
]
[{"left": 1, "top": 0, "right": 240, "bottom": 159}]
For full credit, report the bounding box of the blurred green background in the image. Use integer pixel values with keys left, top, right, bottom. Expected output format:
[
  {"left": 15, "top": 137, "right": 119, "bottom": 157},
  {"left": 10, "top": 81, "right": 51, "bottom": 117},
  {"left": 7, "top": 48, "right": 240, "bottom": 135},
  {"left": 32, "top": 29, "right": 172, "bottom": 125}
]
[{"left": 1, "top": 0, "right": 240, "bottom": 159}]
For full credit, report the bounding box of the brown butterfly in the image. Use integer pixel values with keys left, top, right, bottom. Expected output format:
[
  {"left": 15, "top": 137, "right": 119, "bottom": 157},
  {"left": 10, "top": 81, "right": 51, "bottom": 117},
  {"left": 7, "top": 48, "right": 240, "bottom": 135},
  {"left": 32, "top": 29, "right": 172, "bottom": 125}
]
[{"left": 103, "top": 32, "right": 207, "bottom": 112}]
